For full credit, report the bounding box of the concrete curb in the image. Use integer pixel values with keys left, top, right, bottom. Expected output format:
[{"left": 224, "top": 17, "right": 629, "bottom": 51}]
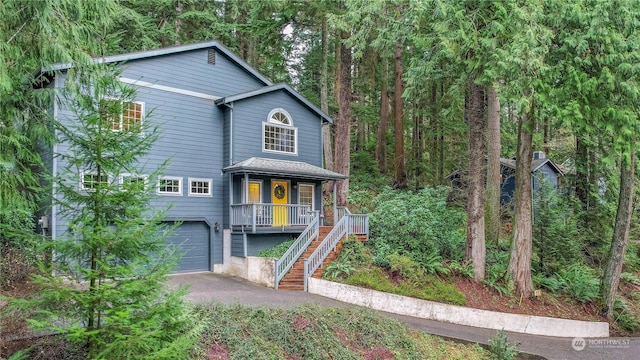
[{"left": 308, "top": 278, "right": 609, "bottom": 338}]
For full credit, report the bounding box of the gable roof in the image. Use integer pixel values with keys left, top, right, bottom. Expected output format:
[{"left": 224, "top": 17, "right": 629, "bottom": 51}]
[
  {"left": 215, "top": 83, "right": 333, "bottom": 124},
  {"left": 39, "top": 40, "right": 272, "bottom": 86},
  {"left": 223, "top": 157, "right": 346, "bottom": 180},
  {"left": 500, "top": 158, "right": 564, "bottom": 175}
]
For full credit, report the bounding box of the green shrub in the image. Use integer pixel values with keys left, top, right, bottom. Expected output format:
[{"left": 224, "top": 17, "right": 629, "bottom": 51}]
[
  {"left": 344, "top": 267, "right": 466, "bottom": 306},
  {"left": 322, "top": 260, "right": 355, "bottom": 280},
  {"left": 532, "top": 180, "right": 584, "bottom": 275},
  {"left": 488, "top": 329, "right": 519, "bottom": 360},
  {"left": 257, "top": 239, "right": 295, "bottom": 258},
  {"left": 338, "top": 236, "right": 370, "bottom": 265},
  {"left": 388, "top": 253, "right": 425, "bottom": 280},
  {"left": 369, "top": 237, "right": 392, "bottom": 268},
  {"left": 532, "top": 273, "right": 564, "bottom": 294},
  {"left": 369, "top": 187, "right": 466, "bottom": 262},
  {"left": 448, "top": 260, "right": 474, "bottom": 278},
  {"left": 620, "top": 272, "right": 640, "bottom": 285},
  {"left": 484, "top": 249, "right": 510, "bottom": 296},
  {"left": 624, "top": 243, "right": 640, "bottom": 272},
  {"left": 614, "top": 299, "right": 640, "bottom": 332},
  {"left": 346, "top": 267, "right": 395, "bottom": 292},
  {"left": 557, "top": 264, "right": 600, "bottom": 303}
]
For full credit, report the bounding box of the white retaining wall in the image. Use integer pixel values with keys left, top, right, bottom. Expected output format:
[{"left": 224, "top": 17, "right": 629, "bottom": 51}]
[
  {"left": 221, "top": 256, "right": 275, "bottom": 288},
  {"left": 308, "top": 278, "right": 609, "bottom": 338}
]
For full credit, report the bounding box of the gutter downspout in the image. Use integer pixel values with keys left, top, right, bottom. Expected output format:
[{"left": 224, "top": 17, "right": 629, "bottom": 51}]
[{"left": 228, "top": 102, "right": 234, "bottom": 166}]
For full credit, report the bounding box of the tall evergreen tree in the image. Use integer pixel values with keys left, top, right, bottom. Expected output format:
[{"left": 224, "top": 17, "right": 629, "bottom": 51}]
[{"left": 17, "top": 65, "right": 193, "bottom": 358}]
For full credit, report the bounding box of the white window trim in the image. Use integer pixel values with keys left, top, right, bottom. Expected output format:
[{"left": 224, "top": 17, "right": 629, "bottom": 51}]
[
  {"left": 79, "top": 171, "right": 111, "bottom": 191},
  {"left": 262, "top": 122, "right": 298, "bottom": 155},
  {"left": 188, "top": 177, "right": 213, "bottom": 197},
  {"left": 119, "top": 173, "right": 148, "bottom": 191},
  {"left": 268, "top": 108, "right": 293, "bottom": 126},
  {"left": 157, "top": 176, "right": 183, "bottom": 196},
  {"left": 298, "top": 183, "right": 315, "bottom": 210},
  {"left": 242, "top": 179, "right": 263, "bottom": 203},
  {"left": 103, "top": 98, "right": 145, "bottom": 133}
]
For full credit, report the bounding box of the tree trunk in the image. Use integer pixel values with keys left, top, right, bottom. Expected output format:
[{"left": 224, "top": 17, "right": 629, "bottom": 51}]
[
  {"left": 413, "top": 109, "right": 423, "bottom": 189},
  {"left": 508, "top": 101, "right": 534, "bottom": 298},
  {"left": 334, "top": 31, "right": 352, "bottom": 206},
  {"left": 601, "top": 150, "right": 635, "bottom": 318},
  {"left": 321, "top": 17, "right": 334, "bottom": 197},
  {"left": 175, "top": 0, "right": 183, "bottom": 45},
  {"left": 465, "top": 79, "right": 486, "bottom": 281},
  {"left": 376, "top": 60, "right": 389, "bottom": 174},
  {"left": 485, "top": 86, "right": 501, "bottom": 244},
  {"left": 393, "top": 42, "right": 407, "bottom": 189}
]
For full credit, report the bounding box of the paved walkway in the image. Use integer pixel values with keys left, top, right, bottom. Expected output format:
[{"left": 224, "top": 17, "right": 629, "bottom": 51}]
[{"left": 168, "top": 272, "right": 640, "bottom": 360}]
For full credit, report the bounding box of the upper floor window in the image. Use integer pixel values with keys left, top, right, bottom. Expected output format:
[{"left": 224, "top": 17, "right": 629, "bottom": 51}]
[
  {"left": 263, "top": 108, "right": 297, "bottom": 155},
  {"left": 101, "top": 99, "right": 144, "bottom": 132}
]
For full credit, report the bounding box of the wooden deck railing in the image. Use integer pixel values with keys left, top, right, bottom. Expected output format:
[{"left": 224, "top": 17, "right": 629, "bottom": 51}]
[{"left": 230, "top": 203, "right": 313, "bottom": 232}]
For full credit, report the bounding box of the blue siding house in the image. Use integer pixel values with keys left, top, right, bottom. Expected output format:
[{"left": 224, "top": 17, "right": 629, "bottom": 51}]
[
  {"left": 36, "top": 41, "right": 361, "bottom": 282},
  {"left": 498, "top": 152, "right": 564, "bottom": 205},
  {"left": 446, "top": 151, "right": 564, "bottom": 206}
]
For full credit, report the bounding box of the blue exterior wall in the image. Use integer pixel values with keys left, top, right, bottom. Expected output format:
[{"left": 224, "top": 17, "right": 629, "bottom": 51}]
[
  {"left": 231, "top": 233, "right": 245, "bottom": 257},
  {"left": 43, "top": 43, "right": 330, "bottom": 269},
  {"left": 500, "top": 164, "right": 560, "bottom": 206},
  {"left": 47, "top": 46, "right": 275, "bottom": 265},
  {"left": 227, "top": 90, "right": 324, "bottom": 166},
  {"left": 500, "top": 168, "right": 516, "bottom": 206},
  {"left": 119, "top": 48, "right": 265, "bottom": 97},
  {"left": 532, "top": 163, "right": 559, "bottom": 191}
]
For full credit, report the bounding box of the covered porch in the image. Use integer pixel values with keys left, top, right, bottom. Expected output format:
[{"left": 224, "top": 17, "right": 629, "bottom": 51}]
[{"left": 224, "top": 157, "right": 347, "bottom": 233}]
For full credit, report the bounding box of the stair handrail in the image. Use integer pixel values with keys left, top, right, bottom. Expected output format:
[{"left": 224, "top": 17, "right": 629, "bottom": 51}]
[
  {"left": 274, "top": 210, "right": 319, "bottom": 289},
  {"left": 303, "top": 214, "right": 349, "bottom": 291},
  {"left": 304, "top": 208, "right": 370, "bottom": 291}
]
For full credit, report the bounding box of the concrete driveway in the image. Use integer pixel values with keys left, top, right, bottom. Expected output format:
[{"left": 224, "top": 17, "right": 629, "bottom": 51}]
[{"left": 168, "top": 272, "right": 640, "bottom": 360}]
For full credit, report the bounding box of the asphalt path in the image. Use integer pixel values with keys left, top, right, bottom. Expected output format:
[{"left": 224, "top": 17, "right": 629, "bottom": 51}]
[{"left": 167, "top": 272, "right": 640, "bottom": 360}]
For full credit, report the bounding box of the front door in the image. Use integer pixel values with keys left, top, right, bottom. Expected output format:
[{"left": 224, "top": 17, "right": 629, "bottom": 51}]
[{"left": 272, "top": 180, "right": 288, "bottom": 226}]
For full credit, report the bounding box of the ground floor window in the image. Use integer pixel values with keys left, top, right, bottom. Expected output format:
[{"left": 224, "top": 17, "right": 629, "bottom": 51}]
[
  {"left": 298, "top": 183, "right": 314, "bottom": 209},
  {"left": 242, "top": 180, "right": 262, "bottom": 203},
  {"left": 189, "top": 178, "right": 212, "bottom": 197},
  {"left": 157, "top": 176, "right": 182, "bottom": 195}
]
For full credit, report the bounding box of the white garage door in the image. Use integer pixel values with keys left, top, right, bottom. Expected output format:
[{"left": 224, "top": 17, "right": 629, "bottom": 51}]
[{"left": 165, "top": 221, "right": 210, "bottom": 272}]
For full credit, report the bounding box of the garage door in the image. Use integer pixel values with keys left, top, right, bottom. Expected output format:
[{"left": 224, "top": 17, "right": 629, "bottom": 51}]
[{"left": 165, "top": 221, "right": 210, "bottom": 272}]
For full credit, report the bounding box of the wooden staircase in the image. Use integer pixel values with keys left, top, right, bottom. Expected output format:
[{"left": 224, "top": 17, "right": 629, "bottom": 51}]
[{"left": 277, "top": 226, "right": 344, "bottom": 291}]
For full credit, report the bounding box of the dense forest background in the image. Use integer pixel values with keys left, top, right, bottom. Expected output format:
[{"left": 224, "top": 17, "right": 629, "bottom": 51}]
[{"left": 1, "top": 0, "right": 639, "bottom": 324}]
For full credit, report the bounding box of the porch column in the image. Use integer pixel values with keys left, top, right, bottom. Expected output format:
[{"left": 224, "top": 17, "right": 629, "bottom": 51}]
[{"left": 333, "top": 181, "right": 338, "bottom": 225}]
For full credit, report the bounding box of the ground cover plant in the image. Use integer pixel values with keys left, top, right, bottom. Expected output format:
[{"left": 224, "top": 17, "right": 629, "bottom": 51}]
[{"left": 195, "top": 303, "right": 490, "bottom": 359}]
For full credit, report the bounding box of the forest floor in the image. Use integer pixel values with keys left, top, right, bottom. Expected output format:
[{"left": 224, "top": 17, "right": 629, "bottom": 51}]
[{"left": 452, "top": 275, "right": 640, "bottom": 337}]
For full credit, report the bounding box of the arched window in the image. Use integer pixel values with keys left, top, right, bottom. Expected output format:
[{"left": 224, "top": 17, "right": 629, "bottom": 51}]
[{"left": 264, "top": 108, "right": 297, "bottom": 154}]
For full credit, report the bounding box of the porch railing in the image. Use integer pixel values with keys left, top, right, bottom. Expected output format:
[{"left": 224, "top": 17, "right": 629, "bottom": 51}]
[
  {"left": 304, "top": 209, "right": 369, "bottom": 291},
  {"left": 230, "top": 203, "right": 312, "bottom": 232},
  {"left": 274, "top": 211, "right": 320, "bottom": 289}
]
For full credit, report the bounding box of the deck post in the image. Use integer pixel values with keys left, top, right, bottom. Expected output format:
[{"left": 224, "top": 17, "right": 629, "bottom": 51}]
[{"left": 333, "top": 181, "right": 337, "bottom": 225}]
